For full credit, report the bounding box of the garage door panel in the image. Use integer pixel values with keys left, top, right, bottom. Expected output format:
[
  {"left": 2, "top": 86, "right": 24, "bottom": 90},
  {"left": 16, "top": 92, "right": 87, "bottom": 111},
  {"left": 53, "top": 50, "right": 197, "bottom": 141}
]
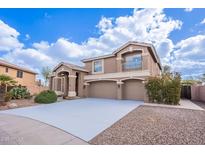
[
  {"left": 88, "top": 81, "right": 117, "bottom": 99},
  {"left": 123, "top": 79, "right": 145, "bottom": 100}
]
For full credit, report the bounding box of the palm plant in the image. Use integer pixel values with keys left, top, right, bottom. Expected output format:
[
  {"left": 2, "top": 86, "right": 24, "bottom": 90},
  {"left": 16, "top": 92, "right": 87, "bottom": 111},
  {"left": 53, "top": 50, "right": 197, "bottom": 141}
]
[{"left": 0, "top": 74, "right": 16, "bottom": 92}]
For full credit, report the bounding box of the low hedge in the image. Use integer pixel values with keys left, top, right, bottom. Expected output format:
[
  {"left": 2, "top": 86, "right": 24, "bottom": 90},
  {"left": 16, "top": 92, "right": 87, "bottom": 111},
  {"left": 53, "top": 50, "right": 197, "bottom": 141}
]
[
  {"left": 34, "top": 90, "right": 57, "bottom": 104},
  {"left": 145, "top": 72, "right": 181, "bottom": 105}
]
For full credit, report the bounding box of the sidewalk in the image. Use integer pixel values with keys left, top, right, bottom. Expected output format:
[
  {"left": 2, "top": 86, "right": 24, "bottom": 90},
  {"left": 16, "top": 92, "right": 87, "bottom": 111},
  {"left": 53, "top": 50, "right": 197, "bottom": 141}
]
[
  {"left": 143, "top": 99, "right": 204, "bottom": 111},
  {"left": 0, "top": 114, "right": 88, "bottom": 145}
]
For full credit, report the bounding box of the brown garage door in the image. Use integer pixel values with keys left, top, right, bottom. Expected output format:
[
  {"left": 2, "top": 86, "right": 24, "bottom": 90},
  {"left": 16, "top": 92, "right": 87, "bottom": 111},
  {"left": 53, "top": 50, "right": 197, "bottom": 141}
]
[
  {"left": 122, "top": 79, "right": 145, "bottom": 100},
  {"left": 88, "top": 81, "right": 117, "bottom": 99}
]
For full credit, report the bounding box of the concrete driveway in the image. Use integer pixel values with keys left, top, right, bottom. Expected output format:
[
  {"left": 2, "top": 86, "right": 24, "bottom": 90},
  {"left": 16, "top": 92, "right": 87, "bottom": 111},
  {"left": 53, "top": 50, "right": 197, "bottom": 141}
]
[{"left": 1, "top": 98, "right": 142, "bottom": 141}]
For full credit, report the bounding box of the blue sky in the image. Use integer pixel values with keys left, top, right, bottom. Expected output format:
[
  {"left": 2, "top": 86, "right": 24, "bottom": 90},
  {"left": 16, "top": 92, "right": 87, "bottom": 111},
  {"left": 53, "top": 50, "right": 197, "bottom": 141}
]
[{"left": 0, "top": 8, "right": 205, "bottom": 79}]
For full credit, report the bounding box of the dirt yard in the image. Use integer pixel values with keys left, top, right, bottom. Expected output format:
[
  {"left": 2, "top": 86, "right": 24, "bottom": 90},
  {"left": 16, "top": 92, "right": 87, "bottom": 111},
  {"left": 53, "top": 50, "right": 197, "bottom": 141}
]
[{"left": 0, "top": 99, "right": 39, "bottom": 111}]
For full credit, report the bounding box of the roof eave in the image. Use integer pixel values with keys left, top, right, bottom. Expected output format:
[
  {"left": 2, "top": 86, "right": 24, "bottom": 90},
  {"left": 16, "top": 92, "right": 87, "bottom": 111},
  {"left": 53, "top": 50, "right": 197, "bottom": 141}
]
[
  {"left": 81, "top": 54, "right": 115, "bottom": 62},
  {"left": 52, "top": 62, "right": 89, "bottom": 73}
]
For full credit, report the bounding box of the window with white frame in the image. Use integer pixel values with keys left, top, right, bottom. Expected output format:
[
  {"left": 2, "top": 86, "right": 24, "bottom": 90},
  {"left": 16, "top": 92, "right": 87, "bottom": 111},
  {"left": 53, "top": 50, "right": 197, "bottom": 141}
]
[
  {"left": 123, "top": 54, "right": 142, "bottom": 70},
  {"left": 93, "top": 60, "right": 103, "bottom": 73}
]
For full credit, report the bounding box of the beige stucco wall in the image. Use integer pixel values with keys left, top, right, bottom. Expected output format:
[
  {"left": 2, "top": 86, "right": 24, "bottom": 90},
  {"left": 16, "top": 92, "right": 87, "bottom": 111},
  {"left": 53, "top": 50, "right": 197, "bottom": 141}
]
[
  {"left": 191, "top": 85, "right": 205, "bottom": 102},
  {"left": 84, "top": 56, "right": 117, "bottom": 74},
  {"left": 84, "top": 62, "right": 92, "bottom": 74},
  {"left": 0, "top": 65, "right": 37, "bottom": 94},
  {"left": 148, "top": 55, "right": 160, "bottom": 76},
  {"left": 77, "top": 72, "right": 85, "bottom": 97},
  {"left": 104, "top": 57, "right": 117, "bottom": 73},
  {"left": 84, "top": 44, "right": 161, "bottom": 76}
]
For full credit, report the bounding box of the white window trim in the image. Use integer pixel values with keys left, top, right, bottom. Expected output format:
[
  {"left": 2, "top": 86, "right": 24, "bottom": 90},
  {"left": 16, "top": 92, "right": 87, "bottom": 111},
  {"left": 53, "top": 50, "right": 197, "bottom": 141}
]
[
  {"left": 92, "top": 59, "right": 104, "bottom": 74},
  {"left": 123, "top": 53, "right": 142, "bottom": 70}
]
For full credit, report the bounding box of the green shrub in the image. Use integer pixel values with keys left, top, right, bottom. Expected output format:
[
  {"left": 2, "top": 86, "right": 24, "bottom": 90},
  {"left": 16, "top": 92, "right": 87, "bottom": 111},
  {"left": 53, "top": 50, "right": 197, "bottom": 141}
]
[
  {"left": 145, "top": 72, "right": 181, "bottom": 105},
  {"left": 4, "top": 92, "right": 12, "bottom": 102},
  {"left": 145, "top": 77, "right": 163, "bottom": 103},
  {"left": 9, "top": 87, "right": 31, "bottom": 99},
  {"left": 34, "top": 90, "right": 57, "bottom": 104}
]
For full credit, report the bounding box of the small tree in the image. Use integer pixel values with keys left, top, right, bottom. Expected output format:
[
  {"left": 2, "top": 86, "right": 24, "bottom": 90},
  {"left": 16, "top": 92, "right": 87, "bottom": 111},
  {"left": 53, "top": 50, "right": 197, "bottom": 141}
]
[
  {"left": 145, "top": 72, "right": 181, "bottom": 105},
  {"left": 41, "top": 66, "right": 51, "bottom": 86},
  {"left": 0, "top": 74, "right": 16, "bottom": 92}
]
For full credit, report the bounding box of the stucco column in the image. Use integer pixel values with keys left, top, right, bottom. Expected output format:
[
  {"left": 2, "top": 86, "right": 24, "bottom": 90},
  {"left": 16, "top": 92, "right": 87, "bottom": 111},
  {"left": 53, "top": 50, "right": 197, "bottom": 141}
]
[
  {"left": 142, "top": 81, "right": 149, "bottom": 103},
  {"left": 117, "top": 81, "right": 124, "bottom": 100},
  {"left": 116, "top": 55, "right": 123, "bottom": 72},
  {"left": 52, "top": 77, "right": 56, "bottom": 91},
  {"left": 48, "top": 77, "right": 53, "bottom": 90},
  {"left": 64, "top": 75, "right": 68, "bottom": 96},
  {"left": 83, "top": 82, "right": 90, "bottom": 97},
  {"left": 68, "top": 75, "right": 77, "bottom": 97},
  {"left": 142, "top": 53, "right": 149, "bottom": 70}
]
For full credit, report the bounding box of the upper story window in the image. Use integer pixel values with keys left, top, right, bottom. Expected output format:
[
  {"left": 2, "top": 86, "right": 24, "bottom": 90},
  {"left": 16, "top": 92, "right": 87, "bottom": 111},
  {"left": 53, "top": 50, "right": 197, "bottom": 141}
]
[
  {"left": 17, "top": 70, "right": 23, "bottom": 78},
  {"left": 93, "top": 60, "right": 103, "bottom": 73},
  {"left": 5, "top": 67, "right": 8, "bottom": 73},
  {"left": 123, "top": 54, "right": 142, "bottom": 71}
]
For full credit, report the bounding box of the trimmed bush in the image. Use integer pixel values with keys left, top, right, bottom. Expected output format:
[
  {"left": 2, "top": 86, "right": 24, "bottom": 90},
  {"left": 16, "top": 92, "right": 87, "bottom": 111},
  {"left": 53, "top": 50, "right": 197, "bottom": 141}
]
[
  {"left": 145, "top": 72, "right": 181, "bottom": 105},
  {"left": 34, "top": 90, "right": 57, "bottom": 104},
  {"left": 9, "top": 86, "right": 31, "bottom": 99}
]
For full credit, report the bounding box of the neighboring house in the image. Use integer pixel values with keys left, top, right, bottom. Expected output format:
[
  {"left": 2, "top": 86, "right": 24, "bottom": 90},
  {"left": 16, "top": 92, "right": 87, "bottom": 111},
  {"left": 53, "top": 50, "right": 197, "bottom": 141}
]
[
  {"left": 0, "top": 59, "right": 39, "bottom": 94},
  {"left": 49, "top": 41, "right": 162, "bottom": 101}
]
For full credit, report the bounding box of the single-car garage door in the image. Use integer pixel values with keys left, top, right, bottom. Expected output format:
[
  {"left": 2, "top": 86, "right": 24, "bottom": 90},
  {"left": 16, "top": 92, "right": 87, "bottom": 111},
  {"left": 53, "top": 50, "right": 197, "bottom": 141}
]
[
  {"left": 88, "top": 81, "right": 117, "bottom": 99},
  {"left": 122, "top": 79, "right": 145, "bottom": 100}
]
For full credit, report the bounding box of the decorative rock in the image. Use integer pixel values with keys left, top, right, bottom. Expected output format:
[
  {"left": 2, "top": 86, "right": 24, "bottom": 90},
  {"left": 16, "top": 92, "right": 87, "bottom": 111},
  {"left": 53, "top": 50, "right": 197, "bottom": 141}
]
[
  {"left": 8, "top": 103, "right": 18, "bottom": 109},
  {"left": 55, "top": 91, "right": 64, "bottom": 97}
]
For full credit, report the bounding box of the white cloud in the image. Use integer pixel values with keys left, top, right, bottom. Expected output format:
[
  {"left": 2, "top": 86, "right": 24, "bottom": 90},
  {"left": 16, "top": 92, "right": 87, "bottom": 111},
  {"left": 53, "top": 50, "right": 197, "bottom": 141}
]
[
  {"left": 200, "top": 18, "right": 205, "bottom": 24},
  {"left": 85, "top": 9, "right": 182, "bottom": 58},
  {"left": 33, "top": 41, "right": 49, "bottom": 50},
  {"left": 97, "top": 17, "right": 113, "bottom": 33},
  {"left": 25, "top": 34, "right": 30, "bottom": 40},
  {"left": 3, "top": 48, "right": 55, "bottom": 71},
  {"left": 0, "top": 9, "right": 185, "bottom": 78},
  {"left": 174, "top": 35, "right": 205, "bottom": 59},
  {"left": 184, "top": 8, "right": 193, "bottom": 12},
  {"left": 0, "top": 20, "right": 23, "bottom": 51},
  {"left": 170, "top": 35, "right": 205, "bottom": 75},
  {"left": 156, "top": 39, "right": 174, "bottom": 59}
]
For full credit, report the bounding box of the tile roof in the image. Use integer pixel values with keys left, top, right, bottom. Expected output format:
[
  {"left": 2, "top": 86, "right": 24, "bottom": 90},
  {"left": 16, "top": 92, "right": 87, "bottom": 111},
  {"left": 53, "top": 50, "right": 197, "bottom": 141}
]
[
  {"left": 63, "top": 62, "right": 89, "bottom": 72},
  {"left": 53, "top": 62, "right": 89, "bottom": 72}
]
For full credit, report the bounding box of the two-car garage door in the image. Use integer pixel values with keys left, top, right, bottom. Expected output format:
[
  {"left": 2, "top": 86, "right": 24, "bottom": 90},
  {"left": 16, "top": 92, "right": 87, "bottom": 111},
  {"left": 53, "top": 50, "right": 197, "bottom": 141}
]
[{"left": 88, "top": 79, "right": 145, "bottom": 100}]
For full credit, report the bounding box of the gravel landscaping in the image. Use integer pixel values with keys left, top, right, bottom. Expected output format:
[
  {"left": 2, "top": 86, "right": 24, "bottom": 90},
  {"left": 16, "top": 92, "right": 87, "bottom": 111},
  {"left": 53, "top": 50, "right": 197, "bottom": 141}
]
[{"left": 90, "top": 105, "right": 205, "bottom": 145}]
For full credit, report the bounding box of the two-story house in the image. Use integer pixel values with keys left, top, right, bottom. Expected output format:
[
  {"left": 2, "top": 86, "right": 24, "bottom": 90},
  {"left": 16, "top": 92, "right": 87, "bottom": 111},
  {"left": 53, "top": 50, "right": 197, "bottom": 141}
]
[
  {"left": 49, "top": 41, "right": 162, "bottom": 101},
  {"left": 0, "top": 59, "right": 37, "bottom": 94}
]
